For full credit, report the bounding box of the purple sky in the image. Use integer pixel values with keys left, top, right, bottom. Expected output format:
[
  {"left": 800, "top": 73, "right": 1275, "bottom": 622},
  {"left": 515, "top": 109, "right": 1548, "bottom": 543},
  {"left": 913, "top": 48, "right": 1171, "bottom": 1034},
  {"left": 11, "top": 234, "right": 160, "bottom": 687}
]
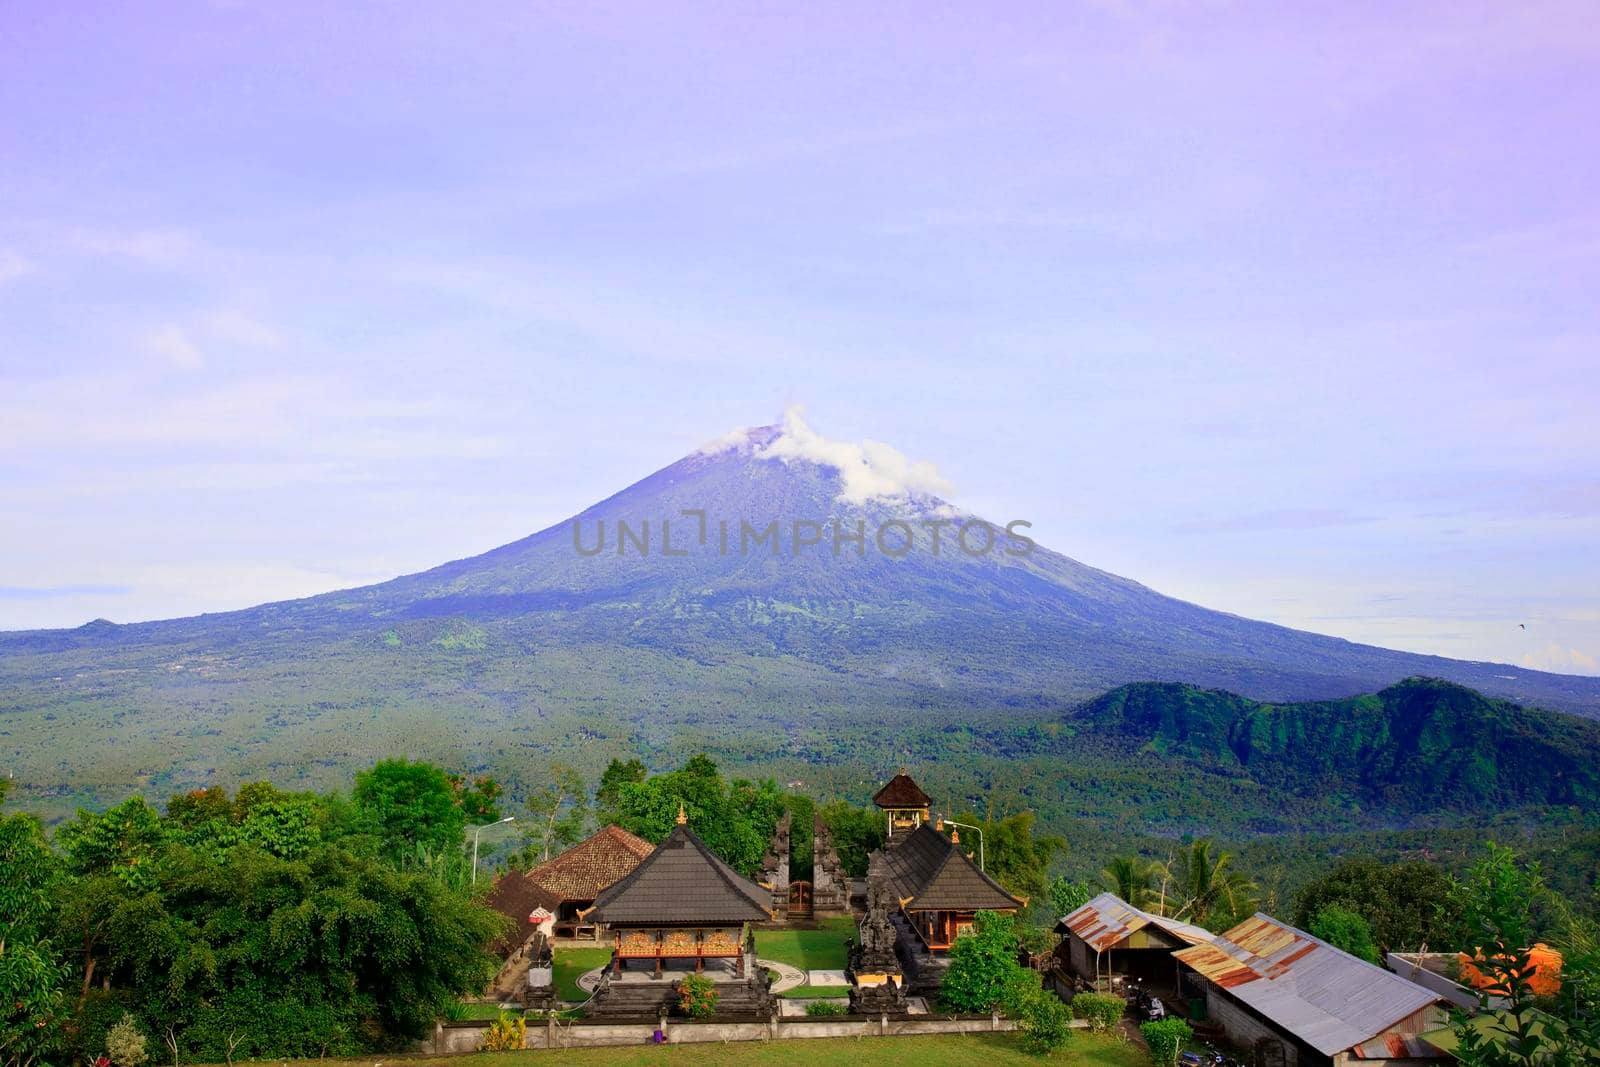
[{"left": 1, "top": 2, "right": 1597, "bottom": 673}]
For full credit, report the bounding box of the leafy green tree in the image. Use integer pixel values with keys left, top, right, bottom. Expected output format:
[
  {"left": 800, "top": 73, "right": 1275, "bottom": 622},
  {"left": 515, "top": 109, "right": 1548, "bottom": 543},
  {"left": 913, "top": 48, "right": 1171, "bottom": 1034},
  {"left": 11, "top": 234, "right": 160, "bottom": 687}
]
[
  {"left": 606, "top": 759, "right": 782, "bottom": 876},
  {"left": 0, "top": 789, "right": 68, "bottom": 1067},
  {"left": 352, "top": 759, "right": 465, "bottom": 857},
  {"left": 594, "top": 758, "right": 646, "bottom": 824},
  {"left": 57, "top": 797, "right": 169, "bottom": 892},
  {"left": 1310, "top": 905, "right": 1380, "bottom": 963},
  {"left": 939, "top": 910, "right": 1028, "bottom": 1013},
  {"left": 1046, "top": 877, "right": 1094, "bottom": 919},
  {"left": 1293, "top": 858, "right": 1454, "bottom": 956},
  {"left": 1007, "top": 976, "right": 1071, "bottom": 1055},
  {"left": 88, "top": 839, "right": 504, "bottom": 1059},
  {"left": 817, "top": 800, "right": 885, "bottom": 878},
  {"left": 1070, "top": 992, "right": 1126, "bottom": 1032},
  {"left": 519, "top": 763, "right": 589, "bottom": 864}
]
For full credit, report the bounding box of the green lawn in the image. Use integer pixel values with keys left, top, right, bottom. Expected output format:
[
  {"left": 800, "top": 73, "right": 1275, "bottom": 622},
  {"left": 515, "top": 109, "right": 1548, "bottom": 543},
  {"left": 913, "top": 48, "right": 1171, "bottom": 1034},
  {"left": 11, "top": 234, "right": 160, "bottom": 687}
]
[
  {"left": 553, "top": 946, "right": 613, "bottom": 1003},
  {"left": 755, "top": 917, "right": 856, "bottom": 971},
  {"left": 423, "top": 1032, "right": 1144, "bottom": 1066},
  {"left": 778, "top": 985, "right": 849, "bottom": 999}
]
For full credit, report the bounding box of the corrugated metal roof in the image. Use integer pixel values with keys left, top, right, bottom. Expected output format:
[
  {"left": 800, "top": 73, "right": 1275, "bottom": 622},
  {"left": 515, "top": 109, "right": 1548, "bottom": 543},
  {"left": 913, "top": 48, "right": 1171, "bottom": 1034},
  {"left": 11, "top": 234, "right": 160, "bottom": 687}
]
[
  {"left": 1350, "top": 1033, "right": 1448, "bottom": 1059},
  {"left": 1056, "top": 892, "right": 1213, "bottom": 952},
  {"left": 1173, "top": 913, "right": 1445, "bottom": 1057}
]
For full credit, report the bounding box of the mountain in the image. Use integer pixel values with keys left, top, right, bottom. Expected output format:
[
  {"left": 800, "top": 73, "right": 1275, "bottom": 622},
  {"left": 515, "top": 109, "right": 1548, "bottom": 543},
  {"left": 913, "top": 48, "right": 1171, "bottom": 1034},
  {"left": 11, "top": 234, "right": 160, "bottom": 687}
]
[
  {"left": 1068, "top": 677, "right": 1600, "bottom": 811},
  {"left": 3, "top": 418, "right": 1598, "bottom": 814}
]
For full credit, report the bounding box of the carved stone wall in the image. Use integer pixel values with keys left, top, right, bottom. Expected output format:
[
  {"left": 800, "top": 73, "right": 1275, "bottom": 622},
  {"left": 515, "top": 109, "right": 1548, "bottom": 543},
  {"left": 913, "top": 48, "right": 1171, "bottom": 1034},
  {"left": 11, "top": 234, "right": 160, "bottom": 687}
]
[
  {"left": 757, "top": 811, "right": 791, "bottom": 916},
  {"left": 812, "top": 813, "right": 849, "bottom": 916}
]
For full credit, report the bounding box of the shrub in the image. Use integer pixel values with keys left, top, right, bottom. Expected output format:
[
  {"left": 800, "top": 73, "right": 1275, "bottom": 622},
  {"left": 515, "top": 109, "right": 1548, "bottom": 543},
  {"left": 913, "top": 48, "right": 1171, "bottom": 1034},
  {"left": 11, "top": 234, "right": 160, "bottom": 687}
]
[
  {"left": 479, "top": 1012, "right": 526, "bottom": 1051},
  {"left": 106, "top": 1013, "right": 149, "bottom": 1067},
  {"left": 675, "top": 974, "right": 719, "bottom": 1019},
  {"left": 940, "top": 910, "right": 1030, "bottom": 1013},
  {"left": 1140, "top": 1018, "right": 1194, "bottom": 1067},
  {"left": 805, "top": 1000, "right": 847, "bottom": 1016},
  {"left": 1070, "top": 991, "right": 1126, "bottom": 1032},
  {"left": 1015, "top": 988, "right": 1073, "bottom": 1056}
]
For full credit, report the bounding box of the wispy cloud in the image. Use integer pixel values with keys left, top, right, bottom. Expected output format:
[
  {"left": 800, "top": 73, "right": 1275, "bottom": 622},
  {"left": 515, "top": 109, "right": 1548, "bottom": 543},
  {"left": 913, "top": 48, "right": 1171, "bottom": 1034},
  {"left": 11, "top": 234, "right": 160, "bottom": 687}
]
[
  {"left": 143, "top": 324, "right": 207, "bottom": 370},
  {"left": 0, "top": 584, "right": 131, "bottom": 600}
]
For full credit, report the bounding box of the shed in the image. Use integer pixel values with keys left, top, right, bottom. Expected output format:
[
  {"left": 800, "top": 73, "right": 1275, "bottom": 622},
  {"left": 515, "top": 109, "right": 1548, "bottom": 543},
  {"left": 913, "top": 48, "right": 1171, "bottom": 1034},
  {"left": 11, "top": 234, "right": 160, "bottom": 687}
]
[
  {"left": 1173, "top": 914, "right": 1450, "bottom": 1067},
  {"left": 1054, "top": 892, "right": 1212, "bottom": 990}
]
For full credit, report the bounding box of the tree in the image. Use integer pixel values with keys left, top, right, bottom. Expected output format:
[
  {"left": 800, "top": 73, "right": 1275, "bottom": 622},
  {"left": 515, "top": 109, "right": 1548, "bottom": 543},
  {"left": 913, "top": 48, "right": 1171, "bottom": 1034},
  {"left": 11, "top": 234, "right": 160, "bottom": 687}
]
[
  {"left": 520, "top": 763, "right": 589, "bottom": 864},
  {"left": 939, "top": 910, "right": 1028, "bottom": 1013},
  {"left": 817, "top": 801, "right": 885, "bottom": 879},
  {"left": 447, "top": 774, "right": 502, "bottom": 823},
  {"left": 87, "top": 839, "right": 504, "bottom": 1060},
  {"left": 1310, "top": 905, "right": 1380, "bottom": 963},
  {"left": 1163, "top": 839, "right": 1257, "bottom": 927},
  {"left": 594, "top": 758, "right": 646, "bottom": 824},
  {"left": 605, "top": 760, "right": 782, "bottom": 876},
  {"left": 1102, "top": 855, "right": 1158, "bottom": 909},
  {"left": 1293, "top": 858, "right": 1454, "bottom": 956},
  {"left": 1445, "top": 843, "right": 1583, "bottom": 1067},
  {"left": 56, "top": 797, "right": 169, "bottom": 891},
  {"left": 0, "top": 795, "right": 68, "bottom": 1067},
  {"left": 953, "top": 810, "right": 1065, "bottom": 907},
  {"left": 1046, "top": 877, "right": 1094, "bottom": 920},
  {"left": 352, "top": 759, "right": 465, "bottom": 857}
]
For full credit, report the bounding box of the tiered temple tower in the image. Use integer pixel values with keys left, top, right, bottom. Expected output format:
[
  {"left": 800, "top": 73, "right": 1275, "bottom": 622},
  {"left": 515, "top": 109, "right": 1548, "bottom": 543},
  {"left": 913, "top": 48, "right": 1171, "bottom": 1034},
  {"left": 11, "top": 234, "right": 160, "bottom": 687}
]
[{"left": 872, "top": 769, "right": 932, "bottom": 846}]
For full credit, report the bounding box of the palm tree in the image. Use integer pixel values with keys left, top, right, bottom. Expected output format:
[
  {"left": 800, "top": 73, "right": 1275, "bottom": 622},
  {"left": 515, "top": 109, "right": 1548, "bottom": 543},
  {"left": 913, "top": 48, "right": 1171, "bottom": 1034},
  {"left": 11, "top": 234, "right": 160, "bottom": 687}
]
[
  {"left": 1102, "top": 855, "right": 1159, "bottom": 909},
  {"left": 1167, "top": 838, "right": 1257, "bottom": 927}
]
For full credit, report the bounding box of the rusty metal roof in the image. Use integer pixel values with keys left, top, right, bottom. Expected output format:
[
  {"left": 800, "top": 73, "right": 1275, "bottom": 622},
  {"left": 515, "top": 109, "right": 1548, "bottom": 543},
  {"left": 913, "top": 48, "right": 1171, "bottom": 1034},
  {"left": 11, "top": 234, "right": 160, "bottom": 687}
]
[
  {"left": 1173, "top": 913, "right": 1445, "bottom": 1057},
  {"left": 1350, "top": 1034, "right": 1449, "bottom": 1059},
  {"left": 1056, "top": 892, "right": 1213, "bottom": 952}
]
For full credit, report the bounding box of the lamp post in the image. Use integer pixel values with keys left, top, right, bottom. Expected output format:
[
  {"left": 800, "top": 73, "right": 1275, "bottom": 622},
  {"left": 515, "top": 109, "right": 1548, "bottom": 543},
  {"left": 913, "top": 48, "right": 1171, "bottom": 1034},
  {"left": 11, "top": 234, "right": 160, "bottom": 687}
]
[
  {"left": 470, "top": 815, "right": 516, "bottom": 885},
  {"left": 935, "top": 814, "right": 985, "bottom": 872}
]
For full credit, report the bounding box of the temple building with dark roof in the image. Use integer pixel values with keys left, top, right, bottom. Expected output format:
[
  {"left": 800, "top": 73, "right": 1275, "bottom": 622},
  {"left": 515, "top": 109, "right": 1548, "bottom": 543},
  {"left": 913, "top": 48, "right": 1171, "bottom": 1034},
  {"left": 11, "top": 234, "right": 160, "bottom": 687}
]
[
  {"left": 584, "top": 808, "right": 778, "bottom": 1018},
  {"left": 877, "top": 821, "right": 1023, "bottom": 950}
]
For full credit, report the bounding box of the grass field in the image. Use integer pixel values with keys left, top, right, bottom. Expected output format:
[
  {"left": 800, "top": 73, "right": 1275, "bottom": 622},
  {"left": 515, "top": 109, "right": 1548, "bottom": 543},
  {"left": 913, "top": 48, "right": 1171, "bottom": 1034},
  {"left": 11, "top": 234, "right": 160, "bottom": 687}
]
[
  {"left": 422, "top": 1032, "right": 1145, "bottom": 1066},
  {"left": 778, "top": 985, "right": 849, "bottom": 999},
  {"left": 554, "top": 946, "right": 613, "bottom": 1003},
  {"left": 755, "top": 917, "right": 856, "bottom": 971}
]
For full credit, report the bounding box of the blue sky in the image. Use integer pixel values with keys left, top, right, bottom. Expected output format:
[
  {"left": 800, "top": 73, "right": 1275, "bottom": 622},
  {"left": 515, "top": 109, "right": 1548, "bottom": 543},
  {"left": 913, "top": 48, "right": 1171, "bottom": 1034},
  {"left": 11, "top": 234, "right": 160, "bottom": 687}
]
[{"left": 1, "top": 2, "right": 1597, "bottom": 673}]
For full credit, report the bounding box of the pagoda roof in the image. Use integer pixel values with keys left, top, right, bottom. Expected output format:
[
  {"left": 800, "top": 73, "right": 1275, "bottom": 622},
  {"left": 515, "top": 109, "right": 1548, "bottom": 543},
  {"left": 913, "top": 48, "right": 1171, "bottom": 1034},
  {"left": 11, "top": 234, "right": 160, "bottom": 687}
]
[
  {"left": 588, "top": 824, "right": 773, "bottom": 926},
  {"left": 875, "top": 822, "right": 1023, "bottom": 913},
  {"left": 873, "top": 771, "right": 932, "bottom": 809}
]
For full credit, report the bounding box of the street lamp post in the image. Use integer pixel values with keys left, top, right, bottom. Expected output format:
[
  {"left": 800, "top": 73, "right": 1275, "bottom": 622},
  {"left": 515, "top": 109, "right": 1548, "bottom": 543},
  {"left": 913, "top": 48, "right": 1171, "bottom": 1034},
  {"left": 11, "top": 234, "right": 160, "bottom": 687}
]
[
  {"left": 935, "top": 814, "right": 985, "bottom": 872},
  {"left": 471, "top": 815, "right": 516, "bottom": 885}
]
